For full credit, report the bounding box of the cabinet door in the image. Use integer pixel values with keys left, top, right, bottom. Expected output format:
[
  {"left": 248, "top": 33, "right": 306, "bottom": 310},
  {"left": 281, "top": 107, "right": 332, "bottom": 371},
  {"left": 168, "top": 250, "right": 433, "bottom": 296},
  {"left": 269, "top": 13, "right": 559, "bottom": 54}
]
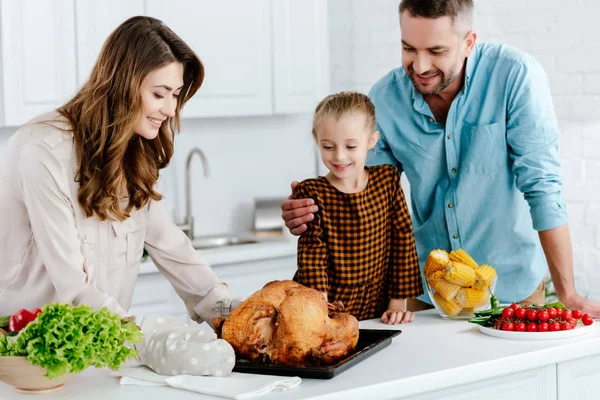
[
  {"left": 0, "top": 0, "right": 77, "bottom": 126},
  {"left": 75, "top": 0, "right": 145, "bottom": 87},
  {"left": 558, "top": 354, "right": 600, "bottom": 400},
  {"left": 401, "top": 365, "right": 556, "bottom": 400},
  {"left": 216, "top": 256, "right": 297, "bottom": 299},
  {"left": 146, "top": 0, "right": 273, "bottom": 118},
  {"left": 272, "top": 0, "right": 329, "bottom": 114}
]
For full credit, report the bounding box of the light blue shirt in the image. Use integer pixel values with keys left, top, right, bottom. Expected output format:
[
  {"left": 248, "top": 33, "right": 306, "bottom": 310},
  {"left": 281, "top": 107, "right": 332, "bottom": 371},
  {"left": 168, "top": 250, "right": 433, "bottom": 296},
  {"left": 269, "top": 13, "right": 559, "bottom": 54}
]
[{"left": 368, "top": 42, "right": 567, "bottom": 303}]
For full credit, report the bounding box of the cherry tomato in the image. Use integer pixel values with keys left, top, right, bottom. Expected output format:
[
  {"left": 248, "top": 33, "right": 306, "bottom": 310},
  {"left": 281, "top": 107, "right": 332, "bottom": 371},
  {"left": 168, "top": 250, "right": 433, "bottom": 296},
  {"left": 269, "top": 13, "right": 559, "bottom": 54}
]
[
  {"left": 561, "top": 322, "right": 572, "bottom": 331},
  {"left": 582, "top": 314, "right": 594, "bottom": 326},
  {"left": 515, "top": 322, "right": 527, "bottom": 332},
  {"left": 562, "top": 310, "right": 572, "bottom": 321},
  {"left": 550, "top": 321, "right": 561, "bottom": 331},
  {"left": 510, "top": 303, "right": 520, "bottom": 310},
  {"left": 538, "top": 322, "right": 549, "bottom": 332},
  {"left": 555, "top": 309, "right": 563, "bottom": 319},
  {"left": 572, "top": 310, "right": 583, "bottom": 320},
  {"left": 547, "top": 307, "right": 558, "bottom": 319},
  {"left": 502, "top": 308, "right": 515, "bottom": 319},
  {"left": 526, "top": 322, "right": 538, "bottom": 332},
  {"left": 501, "top": 321, "right": 515, "bottom": 331},
  {"left": 526, "top": 309, "right": 538, "bottom": 321},
  {"left": 515, "top": 308, "right": 527, "bottom": 320},
  {"left": 537, "top": 310, "right": 549, "bottom": 322}
]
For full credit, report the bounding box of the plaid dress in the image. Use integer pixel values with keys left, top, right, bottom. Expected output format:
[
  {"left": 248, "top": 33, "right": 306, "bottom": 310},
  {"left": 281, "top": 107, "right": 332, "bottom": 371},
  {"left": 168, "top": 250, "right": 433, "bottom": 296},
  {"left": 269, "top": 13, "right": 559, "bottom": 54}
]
[{"left": 293, "top": 164, "right": 423, "bottom": 320}]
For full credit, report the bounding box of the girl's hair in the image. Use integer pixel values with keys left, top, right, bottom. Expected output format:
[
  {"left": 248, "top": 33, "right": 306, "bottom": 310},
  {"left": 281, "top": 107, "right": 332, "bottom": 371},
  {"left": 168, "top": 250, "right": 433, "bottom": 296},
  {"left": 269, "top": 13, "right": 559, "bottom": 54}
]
[
  {"left": 312, "top": 92, "right": 376, "bottom": 137},
  {"left": 57, "top": 16, "right": 203, "bottom": 221}
]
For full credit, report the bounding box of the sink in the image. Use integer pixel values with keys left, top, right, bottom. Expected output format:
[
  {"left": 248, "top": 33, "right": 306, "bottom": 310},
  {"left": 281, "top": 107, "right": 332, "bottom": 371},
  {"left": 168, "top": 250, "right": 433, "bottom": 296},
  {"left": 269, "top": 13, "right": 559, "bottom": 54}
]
[{"left": 191, "top": 234, "right": 260, "bottom": 250}]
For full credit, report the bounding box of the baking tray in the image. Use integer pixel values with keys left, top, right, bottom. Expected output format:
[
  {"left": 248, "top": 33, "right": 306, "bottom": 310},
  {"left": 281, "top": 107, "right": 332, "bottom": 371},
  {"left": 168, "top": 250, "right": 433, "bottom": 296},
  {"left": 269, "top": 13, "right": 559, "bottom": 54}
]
[{"left": 232, "top": 329, "right": 401, "bottom": 379}]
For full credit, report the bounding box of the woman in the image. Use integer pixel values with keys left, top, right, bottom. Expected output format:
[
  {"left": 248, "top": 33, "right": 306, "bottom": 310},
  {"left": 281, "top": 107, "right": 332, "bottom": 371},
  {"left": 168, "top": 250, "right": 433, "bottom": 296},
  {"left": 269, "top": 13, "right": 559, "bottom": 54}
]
[{"left": 0, "top": 17, "right": 236, "bottom": 376}]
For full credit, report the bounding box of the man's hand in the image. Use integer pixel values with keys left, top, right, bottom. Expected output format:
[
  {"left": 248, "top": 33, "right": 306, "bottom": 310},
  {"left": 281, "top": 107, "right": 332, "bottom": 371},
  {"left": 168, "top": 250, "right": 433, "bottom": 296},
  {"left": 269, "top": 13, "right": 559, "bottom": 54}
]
[
  {"left": 281, "top": 181, "right": 319, "bottom": 236},
  {"left": 561, "top": 294, "right": 600, "bottom": 319}
]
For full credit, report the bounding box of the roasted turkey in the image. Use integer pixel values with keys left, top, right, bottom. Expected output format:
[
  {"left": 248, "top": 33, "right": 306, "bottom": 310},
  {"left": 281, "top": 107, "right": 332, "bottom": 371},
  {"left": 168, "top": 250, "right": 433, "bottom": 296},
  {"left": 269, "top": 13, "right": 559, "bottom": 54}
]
[{"left": 213, "top": 280, "right": 359, "bottom": 365}]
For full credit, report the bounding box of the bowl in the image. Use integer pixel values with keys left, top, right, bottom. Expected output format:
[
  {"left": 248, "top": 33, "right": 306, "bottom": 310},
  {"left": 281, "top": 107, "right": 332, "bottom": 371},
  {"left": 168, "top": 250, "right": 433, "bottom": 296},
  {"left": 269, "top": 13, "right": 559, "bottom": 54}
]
[
  {"left": 426, "top": 276, "right": 498, "bottom": 320},
  {"left": 0, "top": 356, "right": 73, "bottom": 394}
]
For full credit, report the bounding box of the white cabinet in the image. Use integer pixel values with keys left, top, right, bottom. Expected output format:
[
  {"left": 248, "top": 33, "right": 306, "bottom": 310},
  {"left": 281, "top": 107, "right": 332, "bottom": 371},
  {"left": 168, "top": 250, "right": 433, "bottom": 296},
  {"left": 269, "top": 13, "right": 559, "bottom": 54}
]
[
  {"left": 216, "top": 256, "right": 297, "bottom": 299},
  {"left": 0, "top": 0, "right": 77, "bottom": 126},
  {"left": 129, "top": 255, "right": 296, "bottom": 320},
  {"left": 272, "top": 0, "right": 330, "bottom": 113},
  {"left": 401, "top": 365, "right": 557, "bottom": 400},
  {"left": 146, "top": 0, "right": 273, "bottom": 118},
  {"left": 0, "top": 0, "right": 328, "bottom": 126},
  {"left": 557, "top": 354, "right": 600, "bottom": 400},
  {"left": 75, "top": 0, "right": 145, "bottom": 86}
]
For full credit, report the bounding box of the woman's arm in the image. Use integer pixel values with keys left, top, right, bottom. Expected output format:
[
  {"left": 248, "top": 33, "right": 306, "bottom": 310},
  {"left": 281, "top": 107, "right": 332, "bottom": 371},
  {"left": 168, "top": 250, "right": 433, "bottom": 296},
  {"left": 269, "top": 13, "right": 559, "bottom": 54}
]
[
  {"left": 19, "top": 142, "right": 127, "bottom": 314},
  {"left": 143, "top": 199, "right": 231, "bottom": 326}
]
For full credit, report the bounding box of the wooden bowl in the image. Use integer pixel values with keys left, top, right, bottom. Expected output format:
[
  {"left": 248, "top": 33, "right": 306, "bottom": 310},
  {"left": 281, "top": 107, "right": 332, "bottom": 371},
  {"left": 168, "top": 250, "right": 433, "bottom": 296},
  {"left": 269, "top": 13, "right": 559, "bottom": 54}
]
[{"left": 0, "top": 356, "right": 72, "bottom": 394}]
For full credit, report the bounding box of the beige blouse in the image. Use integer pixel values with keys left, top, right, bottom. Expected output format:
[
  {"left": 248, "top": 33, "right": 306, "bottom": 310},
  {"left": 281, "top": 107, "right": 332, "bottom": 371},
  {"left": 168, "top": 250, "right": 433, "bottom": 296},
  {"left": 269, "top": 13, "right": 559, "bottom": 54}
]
[{"left": 0, "top": 112, "right": 229, "bottom": 322}]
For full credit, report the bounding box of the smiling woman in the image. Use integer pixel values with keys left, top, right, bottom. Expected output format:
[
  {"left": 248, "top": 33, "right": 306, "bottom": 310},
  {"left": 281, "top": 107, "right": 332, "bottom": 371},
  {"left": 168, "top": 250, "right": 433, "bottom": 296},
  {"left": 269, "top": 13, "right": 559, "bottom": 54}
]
[{"left": 0, "top": 16, "right": 241, "bottom": 377}]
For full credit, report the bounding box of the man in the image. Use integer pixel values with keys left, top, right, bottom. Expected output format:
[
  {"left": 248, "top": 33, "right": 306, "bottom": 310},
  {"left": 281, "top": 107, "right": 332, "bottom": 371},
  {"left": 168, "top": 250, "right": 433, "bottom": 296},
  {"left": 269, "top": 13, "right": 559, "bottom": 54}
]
[{"left": 281, "top": 0, "right": 600, "bottom": 316}]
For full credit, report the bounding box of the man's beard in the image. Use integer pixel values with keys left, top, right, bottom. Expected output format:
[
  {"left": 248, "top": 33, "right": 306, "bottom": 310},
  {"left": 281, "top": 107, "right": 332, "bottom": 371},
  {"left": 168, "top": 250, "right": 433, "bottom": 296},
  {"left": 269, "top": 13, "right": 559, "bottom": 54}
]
[{"left": 407, "top": 65, "right": 460, "bottom": 96}]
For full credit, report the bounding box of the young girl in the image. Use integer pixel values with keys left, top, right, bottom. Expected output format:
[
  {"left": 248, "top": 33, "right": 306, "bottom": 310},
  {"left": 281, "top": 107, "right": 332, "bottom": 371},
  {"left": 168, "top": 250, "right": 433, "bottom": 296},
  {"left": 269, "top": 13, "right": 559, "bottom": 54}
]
[
  {"left": 293, "top": 92, "right": 423, "bottom": 324},
  {"left": 0, "top": 16, "right": 237, "bottom": 376}
]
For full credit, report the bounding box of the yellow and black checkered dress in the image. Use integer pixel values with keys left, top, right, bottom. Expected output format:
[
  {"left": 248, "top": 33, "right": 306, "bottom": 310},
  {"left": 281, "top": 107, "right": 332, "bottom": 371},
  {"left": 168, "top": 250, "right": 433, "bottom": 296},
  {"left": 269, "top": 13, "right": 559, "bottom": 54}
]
[{"left": 293, "top": 164, "right": 423, "bottom": 320}]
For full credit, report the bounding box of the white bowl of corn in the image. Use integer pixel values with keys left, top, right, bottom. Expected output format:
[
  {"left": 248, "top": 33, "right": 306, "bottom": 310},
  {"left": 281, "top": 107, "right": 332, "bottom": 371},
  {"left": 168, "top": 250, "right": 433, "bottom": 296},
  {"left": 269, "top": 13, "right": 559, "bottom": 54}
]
[{"left": 424, "top": 249, "right": 498, "bottom": 320}]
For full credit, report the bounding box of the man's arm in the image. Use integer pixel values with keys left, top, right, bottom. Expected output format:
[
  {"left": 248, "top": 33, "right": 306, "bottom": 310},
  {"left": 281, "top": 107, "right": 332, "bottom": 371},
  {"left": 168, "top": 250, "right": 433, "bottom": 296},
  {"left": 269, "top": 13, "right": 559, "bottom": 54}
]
[
  {"left": 506, "top": 59, "right": 600, "bottom": 317},
  {"left": 539, "top": 225, "right": 600, "bottom": 317}
]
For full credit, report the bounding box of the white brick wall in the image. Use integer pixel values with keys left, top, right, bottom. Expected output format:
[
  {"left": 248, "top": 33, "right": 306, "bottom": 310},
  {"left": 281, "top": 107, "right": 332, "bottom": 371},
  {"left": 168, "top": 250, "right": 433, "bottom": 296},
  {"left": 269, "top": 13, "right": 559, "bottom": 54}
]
[{"left": 328, "top": 0, "right": 600, "bottom": 300}]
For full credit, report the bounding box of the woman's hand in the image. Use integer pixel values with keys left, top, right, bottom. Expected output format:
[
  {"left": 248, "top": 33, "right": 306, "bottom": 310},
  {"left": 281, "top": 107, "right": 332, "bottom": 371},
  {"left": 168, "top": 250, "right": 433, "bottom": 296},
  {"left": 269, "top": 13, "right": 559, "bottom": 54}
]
[{"left": 281, "top": 181, "right": 319, "bottom": 235}]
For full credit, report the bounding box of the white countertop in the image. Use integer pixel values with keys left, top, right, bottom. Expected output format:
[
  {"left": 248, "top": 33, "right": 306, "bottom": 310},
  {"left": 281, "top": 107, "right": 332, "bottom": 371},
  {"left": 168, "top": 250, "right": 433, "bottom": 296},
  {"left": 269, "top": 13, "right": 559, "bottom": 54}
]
[
  {"left": 138, "top": 238, "right": 298, "bottom": 275},
  {"left": 3, "top": 310, "right": 600, "bottom": 399}
]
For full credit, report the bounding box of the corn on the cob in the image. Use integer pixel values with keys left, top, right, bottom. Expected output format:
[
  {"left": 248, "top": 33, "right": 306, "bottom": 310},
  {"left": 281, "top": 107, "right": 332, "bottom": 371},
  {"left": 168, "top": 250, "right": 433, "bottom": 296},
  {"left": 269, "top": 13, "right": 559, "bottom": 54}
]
[
  {"left": 456, "top": 288, "right": 490, "bottom": 308},
  {"left": 428, "top": 278, "right": 461, "bottom": 301},
  {"left": 444, "top": 261, "right": 476, "bottom": 287},
  {"left": 449, "top": 249, "right": 479, "bottom": 269},
  {"left": 472, "top": 264, "right": 497, "bottom": 290},
  {"left": 429, "top": 270, "right": 445, "bottom": 279},
  {"left": 433, "top": 293, "right": 462, "bottom": 317},
  {"left": 424, "top": 249, "right": 450, "bottom": 277}
]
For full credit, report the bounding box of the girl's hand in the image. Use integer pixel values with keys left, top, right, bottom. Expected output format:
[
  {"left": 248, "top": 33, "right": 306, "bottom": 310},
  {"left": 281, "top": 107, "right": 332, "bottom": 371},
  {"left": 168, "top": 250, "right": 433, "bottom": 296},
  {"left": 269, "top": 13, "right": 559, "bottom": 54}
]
[{"left": 381, "top": 310, "right": 414, "bottom": 324}]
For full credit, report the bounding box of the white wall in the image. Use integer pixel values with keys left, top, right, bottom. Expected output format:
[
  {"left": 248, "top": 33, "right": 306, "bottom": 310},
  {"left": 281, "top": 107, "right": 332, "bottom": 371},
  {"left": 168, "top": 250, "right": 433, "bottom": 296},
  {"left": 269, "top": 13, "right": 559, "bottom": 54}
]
[{"left": 328, "top": 0, "right": 600, "bottom": 300}]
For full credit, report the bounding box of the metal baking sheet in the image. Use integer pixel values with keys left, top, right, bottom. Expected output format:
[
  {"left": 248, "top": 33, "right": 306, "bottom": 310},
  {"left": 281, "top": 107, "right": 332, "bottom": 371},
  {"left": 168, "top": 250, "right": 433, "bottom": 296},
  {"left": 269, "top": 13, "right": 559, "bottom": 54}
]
[{"left": 232, "top": 329, "right": 402, "bottom": 379}]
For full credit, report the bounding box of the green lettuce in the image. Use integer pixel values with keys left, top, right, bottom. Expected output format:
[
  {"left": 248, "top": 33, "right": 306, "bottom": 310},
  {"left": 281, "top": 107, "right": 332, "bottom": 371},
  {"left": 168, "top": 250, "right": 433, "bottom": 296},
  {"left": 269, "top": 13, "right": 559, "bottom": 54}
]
[{"left": 0, "top": 303, "right": 143, "bottom": 379}]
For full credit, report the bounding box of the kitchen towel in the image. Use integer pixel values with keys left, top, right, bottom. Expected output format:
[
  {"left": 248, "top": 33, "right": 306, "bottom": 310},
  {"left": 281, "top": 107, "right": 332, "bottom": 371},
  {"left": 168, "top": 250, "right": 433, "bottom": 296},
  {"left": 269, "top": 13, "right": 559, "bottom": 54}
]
[{"left": 112, "top": 366, "right": 302, "bottom": 399}]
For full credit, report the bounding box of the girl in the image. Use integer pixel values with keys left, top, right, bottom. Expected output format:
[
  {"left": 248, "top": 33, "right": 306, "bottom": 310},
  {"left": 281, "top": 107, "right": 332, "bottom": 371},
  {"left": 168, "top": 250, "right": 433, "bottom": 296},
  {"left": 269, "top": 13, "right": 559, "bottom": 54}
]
[
  {"left": 0, "top": 16, "right": 237, "bottom": 376},
  {"left": 293, "top": 92, "right": 423, "bottom": 324}
]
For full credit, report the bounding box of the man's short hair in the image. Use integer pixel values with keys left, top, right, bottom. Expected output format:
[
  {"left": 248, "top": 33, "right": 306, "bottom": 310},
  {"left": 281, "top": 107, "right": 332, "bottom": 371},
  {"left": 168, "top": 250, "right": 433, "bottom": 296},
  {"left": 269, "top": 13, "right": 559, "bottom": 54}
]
[{"left": 398, "top": 0, "right": 473, "bottom": 33}]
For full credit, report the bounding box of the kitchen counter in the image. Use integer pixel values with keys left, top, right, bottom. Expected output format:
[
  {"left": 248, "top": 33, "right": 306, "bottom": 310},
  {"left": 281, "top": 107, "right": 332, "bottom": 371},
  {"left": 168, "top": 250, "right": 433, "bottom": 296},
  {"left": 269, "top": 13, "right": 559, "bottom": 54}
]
[
  {"left": 3, "top": 310, "right": 600, "bottom": 399},
  {"left": 138, "top": 238, "right": 298, "bottom": 275}
]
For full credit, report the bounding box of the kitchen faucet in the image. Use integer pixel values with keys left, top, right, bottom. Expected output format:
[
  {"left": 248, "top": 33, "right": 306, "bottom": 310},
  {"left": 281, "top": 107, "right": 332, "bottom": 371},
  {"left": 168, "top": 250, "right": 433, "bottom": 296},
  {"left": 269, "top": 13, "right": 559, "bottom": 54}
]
[{"left": 178, "top": 147, "right": 210, "bottom": 240}]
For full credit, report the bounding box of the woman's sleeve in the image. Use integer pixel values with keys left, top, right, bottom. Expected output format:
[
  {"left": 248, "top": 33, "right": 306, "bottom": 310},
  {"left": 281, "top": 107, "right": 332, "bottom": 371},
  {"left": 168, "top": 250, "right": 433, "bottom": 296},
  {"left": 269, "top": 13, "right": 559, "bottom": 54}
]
[
  {"left": 387, "top": 167, "right": 423, "bottom": 299},
  {"left": 19, "top": 142, "right": 127, "bottom": 314},
  {"left": 143, "top": 199, "right": 230, "bottom": 325},
  {"left": 294, "top": 182, "right": 329, "bottom": 293}
]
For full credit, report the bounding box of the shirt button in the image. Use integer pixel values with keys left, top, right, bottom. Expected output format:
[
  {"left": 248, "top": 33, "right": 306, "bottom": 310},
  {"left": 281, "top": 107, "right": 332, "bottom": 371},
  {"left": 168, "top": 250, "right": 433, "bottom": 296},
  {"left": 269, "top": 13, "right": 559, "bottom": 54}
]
[
  {"left": 451, "top": 168, "right": 457, "bottom": 173},
  {"left": 448, "top": 203, "right": 454, "bottom": 208},
  {"left": 101, "top": 256, "right": 107, "bottom": 263},
  {"left": 429, "top": 118, "right": 435, "bottom": 123},
  {"left": 447, "top": 134, "right": 451, "bottom": 139},
  {"left": 453, "top": 234, "right": 458, "bottom": 239}
]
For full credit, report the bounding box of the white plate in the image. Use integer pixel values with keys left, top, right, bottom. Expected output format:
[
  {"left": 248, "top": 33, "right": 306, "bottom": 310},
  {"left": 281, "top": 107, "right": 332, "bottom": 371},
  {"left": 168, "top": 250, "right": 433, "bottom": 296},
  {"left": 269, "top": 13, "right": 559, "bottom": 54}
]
[{"left": 477, "top": 324, "right": 594, "bottom": 340}]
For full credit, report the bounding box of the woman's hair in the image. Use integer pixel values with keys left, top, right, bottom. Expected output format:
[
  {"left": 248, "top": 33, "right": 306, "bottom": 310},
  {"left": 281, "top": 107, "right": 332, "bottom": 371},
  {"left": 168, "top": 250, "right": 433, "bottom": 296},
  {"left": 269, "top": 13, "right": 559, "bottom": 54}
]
[
  {"left": 58, "top": 16, "right": 203, "bottom": 221},
  {"left": 312, "top": 92, "right": 376, "bottom": 137}
]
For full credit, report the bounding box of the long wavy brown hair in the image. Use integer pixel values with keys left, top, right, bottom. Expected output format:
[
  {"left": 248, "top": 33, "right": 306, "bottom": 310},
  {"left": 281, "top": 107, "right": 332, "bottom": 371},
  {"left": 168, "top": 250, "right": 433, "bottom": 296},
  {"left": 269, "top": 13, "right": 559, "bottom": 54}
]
[{"left": 57, "top": 16, "right": 203, "bottom": 221}]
